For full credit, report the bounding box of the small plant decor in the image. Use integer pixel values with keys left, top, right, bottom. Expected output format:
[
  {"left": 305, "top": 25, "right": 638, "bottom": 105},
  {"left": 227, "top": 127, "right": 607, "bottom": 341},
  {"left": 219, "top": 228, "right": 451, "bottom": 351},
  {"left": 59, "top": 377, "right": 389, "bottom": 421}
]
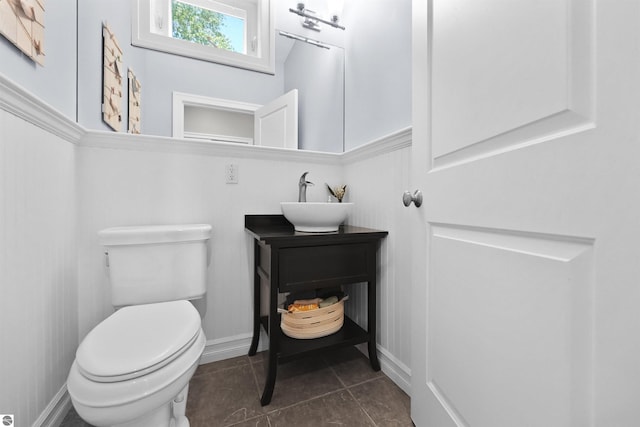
[{"left": 326, "top": 183, "right": 347, "bottom": 202}]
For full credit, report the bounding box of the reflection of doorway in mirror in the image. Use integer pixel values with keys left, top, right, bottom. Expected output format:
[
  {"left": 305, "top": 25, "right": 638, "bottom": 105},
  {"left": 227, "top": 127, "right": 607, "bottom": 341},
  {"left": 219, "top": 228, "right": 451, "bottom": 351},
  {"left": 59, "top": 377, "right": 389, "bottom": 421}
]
[
  {"left": 277, "top": 30, "right": 344, "bottom": 153},
  {"left": 172, "top": 92, "right": 259, "bottom": 144},
  {"left": 254, "top": 89, "right": 298, "bottom": 149},
  {"left": 172, "top": 91, "right": 299, "bottom": 150}
]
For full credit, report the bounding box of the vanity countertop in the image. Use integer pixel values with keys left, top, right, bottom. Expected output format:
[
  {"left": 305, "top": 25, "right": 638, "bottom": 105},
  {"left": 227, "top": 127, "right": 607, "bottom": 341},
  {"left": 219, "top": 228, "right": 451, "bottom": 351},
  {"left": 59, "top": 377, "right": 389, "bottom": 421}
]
[{"left": 244, "top": 214, "right": 388, "bottom": 245}]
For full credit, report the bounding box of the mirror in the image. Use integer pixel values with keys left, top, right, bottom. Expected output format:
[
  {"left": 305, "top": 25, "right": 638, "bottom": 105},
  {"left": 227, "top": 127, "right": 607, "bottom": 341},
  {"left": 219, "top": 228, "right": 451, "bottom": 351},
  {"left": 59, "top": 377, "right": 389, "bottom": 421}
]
[
  {"left": 76, "top": 1, "right": 346, "bottom": 153},
  {"left": 179, "top": 30, "right": 344, "bottom": 153},
  {"left": 275, "top": 30, "right": 344, "bottom": 153}
]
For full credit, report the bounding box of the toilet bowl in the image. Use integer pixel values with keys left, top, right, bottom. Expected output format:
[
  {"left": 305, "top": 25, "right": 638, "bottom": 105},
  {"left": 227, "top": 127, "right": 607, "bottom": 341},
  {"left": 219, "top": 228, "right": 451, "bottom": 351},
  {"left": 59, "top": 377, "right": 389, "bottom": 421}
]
[{"left": 67, "top": 300, "right": 206, "bottom": 427}]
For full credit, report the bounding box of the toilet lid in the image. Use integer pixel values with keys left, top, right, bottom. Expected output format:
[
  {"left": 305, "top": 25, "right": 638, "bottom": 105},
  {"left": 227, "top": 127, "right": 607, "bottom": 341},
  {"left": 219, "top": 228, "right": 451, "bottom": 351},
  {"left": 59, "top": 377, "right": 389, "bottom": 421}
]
[{"left": 76, "top": 300, "right": 201, "bottom": 382}]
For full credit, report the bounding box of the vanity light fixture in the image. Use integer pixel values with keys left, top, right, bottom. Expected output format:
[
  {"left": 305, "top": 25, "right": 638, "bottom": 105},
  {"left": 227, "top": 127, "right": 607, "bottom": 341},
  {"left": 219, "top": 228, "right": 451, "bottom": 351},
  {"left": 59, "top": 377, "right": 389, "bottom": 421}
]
[
  {"left": 279, "top": 30, "right": 330, "bottom": 49},
  {"left": 289, "top": 2, "right": 345, "bottom": 31}
]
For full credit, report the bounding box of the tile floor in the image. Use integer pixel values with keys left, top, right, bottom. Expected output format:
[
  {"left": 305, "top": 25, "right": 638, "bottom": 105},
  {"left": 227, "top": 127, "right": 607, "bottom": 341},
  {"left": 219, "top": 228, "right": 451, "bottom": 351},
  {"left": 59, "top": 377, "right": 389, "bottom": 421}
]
[{"left": 61, "top": 347, "right": 413, "bottom": 426}]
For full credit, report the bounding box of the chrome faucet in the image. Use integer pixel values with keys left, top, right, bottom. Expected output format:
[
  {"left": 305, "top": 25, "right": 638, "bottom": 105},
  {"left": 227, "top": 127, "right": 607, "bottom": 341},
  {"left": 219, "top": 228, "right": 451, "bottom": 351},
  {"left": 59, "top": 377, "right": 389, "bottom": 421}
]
[{"left": 298, "top": 172, "right": 314, "bottom": 202}]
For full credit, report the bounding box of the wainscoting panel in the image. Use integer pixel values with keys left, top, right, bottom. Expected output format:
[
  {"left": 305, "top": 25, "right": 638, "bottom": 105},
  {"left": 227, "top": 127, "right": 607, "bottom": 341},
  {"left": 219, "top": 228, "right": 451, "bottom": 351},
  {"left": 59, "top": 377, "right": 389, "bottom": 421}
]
[
  {"left": 0, "top": 107, "right": 78, "bottom": 427},
  {"left": 343, "top": 131, "right": 413, "bottom": 392}
]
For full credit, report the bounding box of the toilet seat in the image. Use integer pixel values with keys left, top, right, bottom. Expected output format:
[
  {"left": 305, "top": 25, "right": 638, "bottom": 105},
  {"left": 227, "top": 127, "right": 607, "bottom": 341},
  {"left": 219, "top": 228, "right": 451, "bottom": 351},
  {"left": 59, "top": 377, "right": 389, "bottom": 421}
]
[
  {"left": 67, "top": 327, "right": 205, "bottom": 418},
  {"left": 76, "top": 300, "right": 201, "bottom": 382}
]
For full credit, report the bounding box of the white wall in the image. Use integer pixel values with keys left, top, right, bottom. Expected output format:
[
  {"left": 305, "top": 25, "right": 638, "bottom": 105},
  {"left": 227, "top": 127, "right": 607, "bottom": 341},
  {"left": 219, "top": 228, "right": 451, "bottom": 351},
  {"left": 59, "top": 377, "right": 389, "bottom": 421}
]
[
  {"left": 284, "top": 40, "right": 344, "bottom": 153},
  {"left": 75, "top": 137, "right": 343, "bottom": 342},
  {"left": 0, "top": 79, "right": 79, "bottom": 427},
  {"left": 74, "top": 128, "right": 413, "bottom": 392},
  {"left": 343, "top": 0, "right": 412, "bottom": 150}
]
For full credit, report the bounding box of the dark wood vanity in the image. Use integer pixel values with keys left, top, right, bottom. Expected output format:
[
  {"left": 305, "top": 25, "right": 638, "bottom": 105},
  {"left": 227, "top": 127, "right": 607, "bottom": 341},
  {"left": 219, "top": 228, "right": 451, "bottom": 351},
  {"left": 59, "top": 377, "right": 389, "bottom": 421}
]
[{"left": 245, "top": 215, "right": 388, "bottom": 405}]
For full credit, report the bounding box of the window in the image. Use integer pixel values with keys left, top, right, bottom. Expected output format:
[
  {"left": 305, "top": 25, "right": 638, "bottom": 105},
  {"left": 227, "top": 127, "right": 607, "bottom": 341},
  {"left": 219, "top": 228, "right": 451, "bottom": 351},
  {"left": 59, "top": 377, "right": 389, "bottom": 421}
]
[
  {"left": 169, "top": 1, "right": 246, "bottom": 54},
  {"left": 133, "top": 0, "right": 274, "bottom": 74}
]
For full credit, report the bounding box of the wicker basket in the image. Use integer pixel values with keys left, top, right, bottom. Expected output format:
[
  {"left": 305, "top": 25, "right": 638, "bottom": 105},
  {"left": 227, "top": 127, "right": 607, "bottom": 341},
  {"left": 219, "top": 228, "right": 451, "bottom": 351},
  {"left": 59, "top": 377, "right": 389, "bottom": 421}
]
[{"left": 279, "top": 296, "right": 348, "bottom": 339}]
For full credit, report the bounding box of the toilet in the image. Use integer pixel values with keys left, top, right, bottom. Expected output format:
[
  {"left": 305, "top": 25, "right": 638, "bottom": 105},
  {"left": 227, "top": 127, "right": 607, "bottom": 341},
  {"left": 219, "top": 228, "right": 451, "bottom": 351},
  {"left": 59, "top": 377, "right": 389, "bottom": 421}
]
[{"left": 67, "top": 224, "right": 212, "bottom": 427}]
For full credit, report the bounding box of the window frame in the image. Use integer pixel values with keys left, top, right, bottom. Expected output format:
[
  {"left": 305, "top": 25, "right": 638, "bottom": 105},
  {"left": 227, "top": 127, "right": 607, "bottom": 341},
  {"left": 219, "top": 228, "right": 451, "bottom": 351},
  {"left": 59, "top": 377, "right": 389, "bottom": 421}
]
[{"left": 132, "top": 0, "right": 275, "bottom": 74}]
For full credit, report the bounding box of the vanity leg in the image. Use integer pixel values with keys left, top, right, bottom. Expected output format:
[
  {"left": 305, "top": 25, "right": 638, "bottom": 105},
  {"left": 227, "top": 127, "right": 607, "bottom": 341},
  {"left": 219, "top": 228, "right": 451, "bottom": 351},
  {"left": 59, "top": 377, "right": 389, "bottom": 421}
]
[
  {"left": 261, "top": 344, "right": 278, "bottom": 406},
  {"left": 249, "top": 241, "right": 261, "bottom": 356},
  {"left": 261, "top": 271, "right": 280, "bottom": 406},
  {"left": 367, "top": 276, "right": 380, "bottom": 371}
]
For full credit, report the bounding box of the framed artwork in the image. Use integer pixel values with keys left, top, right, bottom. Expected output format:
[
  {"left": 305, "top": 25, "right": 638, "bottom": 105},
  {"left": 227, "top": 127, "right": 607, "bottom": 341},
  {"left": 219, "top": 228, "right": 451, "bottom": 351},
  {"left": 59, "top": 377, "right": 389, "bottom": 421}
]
[
  {"left": 102, "top": 23, "right": 123, "bottom": 131},
  {"left": 0, "top": 0, "right": 45, "bottom": 65},
  {"left": 128, "top": 69, "right": 141, "bottom": 134}
]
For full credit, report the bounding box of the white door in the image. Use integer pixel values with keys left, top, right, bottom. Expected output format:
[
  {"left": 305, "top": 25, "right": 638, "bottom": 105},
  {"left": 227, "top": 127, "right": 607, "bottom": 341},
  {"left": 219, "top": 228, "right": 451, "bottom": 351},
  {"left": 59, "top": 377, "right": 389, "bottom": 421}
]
[
  {"left": 411, "top": 0, "right": 640, "bottom": 426},
  {"left": 254, "top": 89, "right": 298, "bottom": 149}
]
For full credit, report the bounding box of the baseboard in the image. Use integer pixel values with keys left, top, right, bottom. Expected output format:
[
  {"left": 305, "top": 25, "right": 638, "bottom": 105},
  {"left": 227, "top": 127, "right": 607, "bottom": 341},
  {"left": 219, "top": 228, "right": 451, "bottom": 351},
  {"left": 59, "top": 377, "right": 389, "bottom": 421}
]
[
  {"left": 355, "top": 343, "right": 412, "bottom": 396},
  {"left": 31, "top": 385, "right": 72, "bottom": 427},
  {"left": 200, "top": 333, "right": 411, "bottom": 396},
  {"left": 199, "top": 331, "right": 268, "bottom": 365},
  {"left": 376, "top": 345, "right": 412, "bottom": 396}
]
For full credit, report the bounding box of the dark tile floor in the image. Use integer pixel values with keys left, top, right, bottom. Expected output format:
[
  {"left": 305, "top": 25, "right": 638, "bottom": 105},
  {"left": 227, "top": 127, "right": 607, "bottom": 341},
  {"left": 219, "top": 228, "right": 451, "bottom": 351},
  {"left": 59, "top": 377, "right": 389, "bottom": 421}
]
[{"left": 61, "top": 346, "right": 413, "bottom": 427}]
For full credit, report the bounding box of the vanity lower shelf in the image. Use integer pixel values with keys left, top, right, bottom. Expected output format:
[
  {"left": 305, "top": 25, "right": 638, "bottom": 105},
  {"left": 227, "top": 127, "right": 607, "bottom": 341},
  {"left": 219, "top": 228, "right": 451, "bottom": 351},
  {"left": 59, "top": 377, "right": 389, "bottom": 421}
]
[{"left": 260, "top": 315, "right": 369, "bottom": 363}]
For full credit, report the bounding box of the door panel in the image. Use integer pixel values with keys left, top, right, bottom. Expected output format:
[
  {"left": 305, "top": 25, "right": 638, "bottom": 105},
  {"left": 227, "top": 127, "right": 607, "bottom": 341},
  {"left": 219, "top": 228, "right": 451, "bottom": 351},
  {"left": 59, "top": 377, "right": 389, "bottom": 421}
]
[
  {"left": 411, "top": 0, "right": 640, "bottom": 425},
  {"left": 254, "top": 89, "right": 298, "bottom": 149},
  {"left": 431, "top": 0, "right": 594, "bottom": 170},
  {"left": 432, "top": 1, "right": 568, "bottom": 158},
  {"left": 429, "top": 225, "right": 593, "bottom": 426}
]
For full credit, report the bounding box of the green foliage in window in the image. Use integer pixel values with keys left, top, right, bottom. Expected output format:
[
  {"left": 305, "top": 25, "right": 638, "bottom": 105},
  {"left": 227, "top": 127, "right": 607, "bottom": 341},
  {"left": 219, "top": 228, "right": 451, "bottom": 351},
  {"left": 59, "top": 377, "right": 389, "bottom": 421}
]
[{"left": 171, "top": 1, "right": 234, "bottom": 51}]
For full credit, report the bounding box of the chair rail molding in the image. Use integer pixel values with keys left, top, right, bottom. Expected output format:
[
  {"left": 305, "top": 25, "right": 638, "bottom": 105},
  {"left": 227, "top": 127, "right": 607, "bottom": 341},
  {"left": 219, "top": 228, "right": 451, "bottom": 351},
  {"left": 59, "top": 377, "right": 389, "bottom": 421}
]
[{"left": 0, "top": 72, "right": 84, "bottom": 143}]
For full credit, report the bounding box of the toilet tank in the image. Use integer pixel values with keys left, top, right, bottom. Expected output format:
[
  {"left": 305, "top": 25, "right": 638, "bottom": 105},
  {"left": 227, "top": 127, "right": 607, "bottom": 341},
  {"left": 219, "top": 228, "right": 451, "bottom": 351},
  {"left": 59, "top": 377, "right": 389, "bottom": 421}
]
[{"left": 98, "top": 224, "right": 212, "bottom": 307}]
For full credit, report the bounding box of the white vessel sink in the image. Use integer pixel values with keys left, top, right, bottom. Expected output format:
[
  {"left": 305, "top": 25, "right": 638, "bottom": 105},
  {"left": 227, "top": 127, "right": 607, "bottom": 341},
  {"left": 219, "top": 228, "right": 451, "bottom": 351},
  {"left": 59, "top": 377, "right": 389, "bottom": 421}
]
[{"left": 280, "top": 202, "right": 353, "bottom": 232}]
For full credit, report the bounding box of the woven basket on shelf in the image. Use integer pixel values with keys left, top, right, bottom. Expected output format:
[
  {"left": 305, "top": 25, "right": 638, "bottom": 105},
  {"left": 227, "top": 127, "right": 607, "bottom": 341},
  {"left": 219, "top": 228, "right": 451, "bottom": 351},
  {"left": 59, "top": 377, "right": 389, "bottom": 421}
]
[{"left": 279, "top": 296, "right": 348, "bottom": 339}]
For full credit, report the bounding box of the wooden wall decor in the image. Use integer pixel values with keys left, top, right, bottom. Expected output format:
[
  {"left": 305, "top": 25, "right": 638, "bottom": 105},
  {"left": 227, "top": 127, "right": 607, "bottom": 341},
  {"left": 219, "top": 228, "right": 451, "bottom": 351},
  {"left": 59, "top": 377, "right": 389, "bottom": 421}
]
[
  {"left": 0, "top": 0, "right": 46, "bottom": 65},
  {"left": 102, "top": 23, "right": 123, "bottom": 132},
  {"left": 128, "top": 69, "right": 141, "bottom": 134}
]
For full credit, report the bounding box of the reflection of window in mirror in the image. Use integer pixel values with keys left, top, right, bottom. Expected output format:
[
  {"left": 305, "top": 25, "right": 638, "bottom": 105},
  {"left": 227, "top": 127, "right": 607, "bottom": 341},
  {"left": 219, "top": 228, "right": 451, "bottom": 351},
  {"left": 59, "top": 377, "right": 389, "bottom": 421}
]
[{"left": 133, "top": 0, "right": 275, "bottom": 73}]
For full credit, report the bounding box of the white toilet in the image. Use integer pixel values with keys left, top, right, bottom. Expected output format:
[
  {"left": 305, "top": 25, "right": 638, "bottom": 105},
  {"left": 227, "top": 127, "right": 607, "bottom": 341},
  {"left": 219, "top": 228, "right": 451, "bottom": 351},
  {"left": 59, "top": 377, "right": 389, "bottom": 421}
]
[{"left": 67, "top": 224, "right": 212, "bottom": 427}]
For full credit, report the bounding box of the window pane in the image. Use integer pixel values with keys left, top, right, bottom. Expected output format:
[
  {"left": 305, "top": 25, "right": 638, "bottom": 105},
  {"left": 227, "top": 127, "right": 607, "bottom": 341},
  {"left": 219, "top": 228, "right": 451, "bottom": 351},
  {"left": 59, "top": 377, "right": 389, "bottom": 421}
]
[
  {"left": 171, "top": 0, "right": 245, "bottom": 53},
  {"left": 223, "top": 14, "right": 245, "bottom": 53}
]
